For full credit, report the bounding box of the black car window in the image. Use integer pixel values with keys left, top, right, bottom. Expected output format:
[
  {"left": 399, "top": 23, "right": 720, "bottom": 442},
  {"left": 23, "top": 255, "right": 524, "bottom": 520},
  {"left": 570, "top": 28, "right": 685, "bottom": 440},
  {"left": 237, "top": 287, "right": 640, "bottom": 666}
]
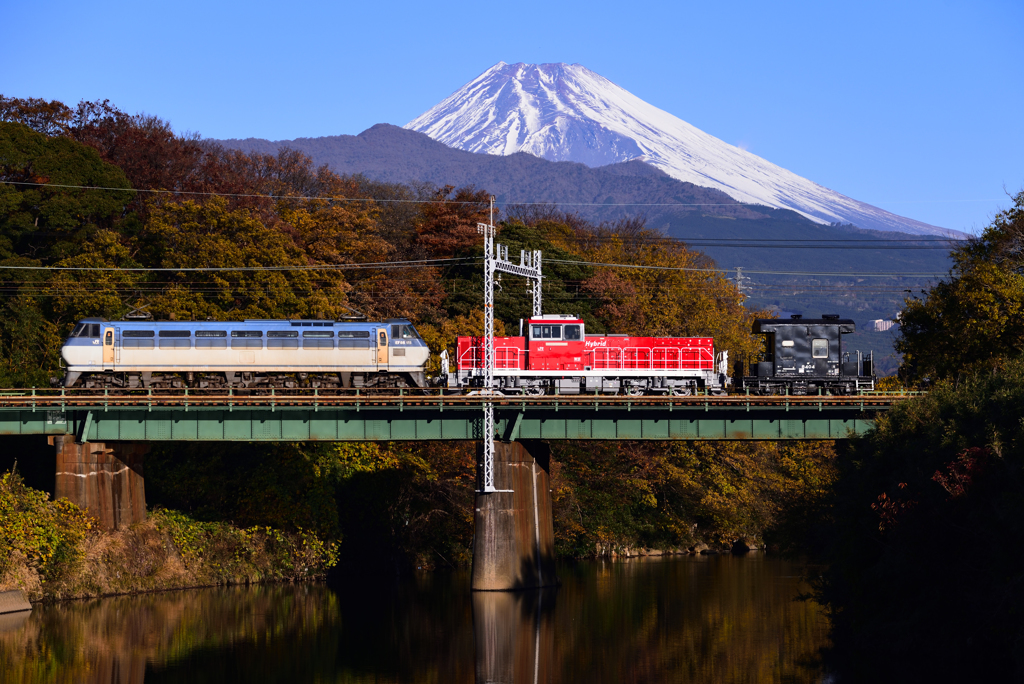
[
  {"left": 123, "top": 330, "right": 155, "bottom": 338},
  {"left": 159, "top": 330, "right": 191, "bottom": 338}
]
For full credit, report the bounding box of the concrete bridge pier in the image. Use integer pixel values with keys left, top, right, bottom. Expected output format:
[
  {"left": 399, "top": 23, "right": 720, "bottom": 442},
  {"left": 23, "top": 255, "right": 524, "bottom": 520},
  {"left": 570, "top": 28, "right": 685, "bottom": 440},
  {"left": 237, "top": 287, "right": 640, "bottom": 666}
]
[
  {"left": 53, "top": 436, "right": 147, "bottom": 530},
  {"left": 472, "top": 440, "right": 559, "bottom": 591}
]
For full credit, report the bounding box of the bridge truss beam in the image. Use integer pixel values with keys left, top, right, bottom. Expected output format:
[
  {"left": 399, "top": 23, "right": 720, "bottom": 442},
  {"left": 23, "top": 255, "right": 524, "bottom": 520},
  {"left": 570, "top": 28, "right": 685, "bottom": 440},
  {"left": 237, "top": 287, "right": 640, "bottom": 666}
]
[{"left": 0, "top": 405, "right": 877, "bottom": 442}]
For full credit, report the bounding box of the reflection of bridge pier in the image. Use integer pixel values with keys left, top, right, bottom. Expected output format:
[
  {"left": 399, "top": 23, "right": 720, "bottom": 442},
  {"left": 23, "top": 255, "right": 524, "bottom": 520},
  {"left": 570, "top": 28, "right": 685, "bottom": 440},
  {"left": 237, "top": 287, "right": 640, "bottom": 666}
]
[
  {"left": 473, "top": 440, "right": 559, "bottom": 591},
  {"left": 474, "top": 588, "right": 556, "bottom": 684}
]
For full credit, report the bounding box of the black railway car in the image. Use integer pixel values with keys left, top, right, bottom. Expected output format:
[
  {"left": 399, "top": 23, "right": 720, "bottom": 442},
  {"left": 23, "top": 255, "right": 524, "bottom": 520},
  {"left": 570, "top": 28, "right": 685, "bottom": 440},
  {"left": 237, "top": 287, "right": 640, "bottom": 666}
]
[{"left": 740, "top": 314, "right": 874, "bottom": 395}]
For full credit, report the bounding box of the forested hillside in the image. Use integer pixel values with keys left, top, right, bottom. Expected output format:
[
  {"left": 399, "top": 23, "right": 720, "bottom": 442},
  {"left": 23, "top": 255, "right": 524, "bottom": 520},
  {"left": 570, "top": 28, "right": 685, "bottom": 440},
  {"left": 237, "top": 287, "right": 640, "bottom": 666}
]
[{"left": 0, "top": 95, "right": 838, "bottom": 586}]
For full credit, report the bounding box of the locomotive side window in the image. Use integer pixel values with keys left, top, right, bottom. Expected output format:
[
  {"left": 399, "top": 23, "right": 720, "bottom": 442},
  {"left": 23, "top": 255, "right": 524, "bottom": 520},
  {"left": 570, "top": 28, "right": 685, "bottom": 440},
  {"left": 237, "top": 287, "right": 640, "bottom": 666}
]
[
  {"left": 268, "top": 331, "right": 298, "bottom": 338},
  {"left": 88, "top": 324, "right": 100, "bottom": 338},
  {"left": 104, "top": 331, "right": 113, "bottom": 346},
  {"left": 812, "top": 339, "right": 828, "bottom": 358},
  {"left": 195, "top": 330, "right": 227, "bottom": 349},
  {"left": 122, "top": 330, "right": 155, "bottom": 349},
  {"left": 565, "top": 325, "right": 581, "bottom": 340},
  {"left": 303, "top": 331, "right": 334, "bottom": 338},
  {"left": 159, "top": 330, "right": 191, "bottom": 338},
  {"left": 230, "top": 330, "right": 262, "bottom": 349},
  {"left": 337, "top": 330, "right": 370, "bottom": 338}
]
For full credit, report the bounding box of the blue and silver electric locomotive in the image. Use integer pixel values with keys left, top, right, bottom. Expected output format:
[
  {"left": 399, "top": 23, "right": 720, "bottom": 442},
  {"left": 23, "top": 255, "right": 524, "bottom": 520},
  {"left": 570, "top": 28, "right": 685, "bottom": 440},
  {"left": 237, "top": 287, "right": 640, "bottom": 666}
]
[{"left": 56, "top": 318, "right": 430, "bottom": 389}]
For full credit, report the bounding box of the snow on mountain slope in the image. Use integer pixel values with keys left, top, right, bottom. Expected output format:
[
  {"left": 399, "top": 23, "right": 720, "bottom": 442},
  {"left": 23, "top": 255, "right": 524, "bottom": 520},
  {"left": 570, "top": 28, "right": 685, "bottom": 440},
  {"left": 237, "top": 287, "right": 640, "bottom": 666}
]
[{"left": 407, "top": 62, "right": 957, "bottom": 237}]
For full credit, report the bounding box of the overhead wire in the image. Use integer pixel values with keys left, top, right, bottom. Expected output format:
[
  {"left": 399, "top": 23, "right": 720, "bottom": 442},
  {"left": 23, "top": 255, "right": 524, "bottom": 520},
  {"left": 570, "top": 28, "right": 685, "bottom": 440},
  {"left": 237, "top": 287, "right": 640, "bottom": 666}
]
[{"left": 0, "top": 179, "right": 993, "bottom": 215}]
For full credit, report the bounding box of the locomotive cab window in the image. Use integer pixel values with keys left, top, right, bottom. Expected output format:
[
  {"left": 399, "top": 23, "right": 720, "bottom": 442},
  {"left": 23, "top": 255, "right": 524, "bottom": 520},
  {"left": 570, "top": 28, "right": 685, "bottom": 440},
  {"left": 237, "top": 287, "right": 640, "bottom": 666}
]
[
  {"left": 564, "top": 325, "right": 581, "bottom": 340},
  {"left": 812, "top": 339, "right": 829, "bottom": 358},
  {"left": 75, "top": 323, "right": 101, "bottom": 338},
  {"left": 531, "top": 325, "right": 561, "bottom": 339},
  {"left": 391, "top": 324, "right": 421, "bottom": 340}
]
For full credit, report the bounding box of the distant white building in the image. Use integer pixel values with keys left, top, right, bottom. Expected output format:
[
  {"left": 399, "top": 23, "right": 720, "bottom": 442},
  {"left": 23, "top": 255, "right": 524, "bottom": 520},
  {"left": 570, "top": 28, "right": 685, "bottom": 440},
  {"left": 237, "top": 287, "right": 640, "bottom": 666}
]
[{"left": 863, "top": 319, "right": 898, "bottom": 332}]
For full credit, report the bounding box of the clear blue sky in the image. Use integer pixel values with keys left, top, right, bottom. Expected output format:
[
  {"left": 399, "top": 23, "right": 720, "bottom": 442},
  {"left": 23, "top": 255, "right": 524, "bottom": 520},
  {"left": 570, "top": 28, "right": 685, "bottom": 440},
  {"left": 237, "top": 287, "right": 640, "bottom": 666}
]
[{"left": 3, "top": 0, "right": 1020, "bottom": 234}]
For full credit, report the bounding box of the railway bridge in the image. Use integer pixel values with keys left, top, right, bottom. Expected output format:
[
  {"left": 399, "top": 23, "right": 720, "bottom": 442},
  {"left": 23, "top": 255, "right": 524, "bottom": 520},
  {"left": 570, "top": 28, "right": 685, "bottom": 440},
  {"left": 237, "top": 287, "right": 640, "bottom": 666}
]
[{"left": 0, "top": 388, "right": 908, "bottom": 590}]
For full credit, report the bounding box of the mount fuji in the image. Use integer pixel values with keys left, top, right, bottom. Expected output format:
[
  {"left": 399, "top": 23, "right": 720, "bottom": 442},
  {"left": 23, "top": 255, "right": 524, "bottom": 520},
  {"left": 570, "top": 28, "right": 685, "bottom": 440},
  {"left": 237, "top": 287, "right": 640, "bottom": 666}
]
[{"left": 406, "top": 62, "right": 956, "bottom": 237}]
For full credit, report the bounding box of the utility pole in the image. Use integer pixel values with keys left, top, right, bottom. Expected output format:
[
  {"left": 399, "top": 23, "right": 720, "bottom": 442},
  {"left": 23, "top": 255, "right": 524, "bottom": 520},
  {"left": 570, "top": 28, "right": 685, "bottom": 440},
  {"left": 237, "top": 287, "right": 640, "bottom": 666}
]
[
  {"left": 733, "top": 267, "right": 751, "bottom": 296},
  {"left": 476, "top": 198, "right": 543, "bottom": 493}
]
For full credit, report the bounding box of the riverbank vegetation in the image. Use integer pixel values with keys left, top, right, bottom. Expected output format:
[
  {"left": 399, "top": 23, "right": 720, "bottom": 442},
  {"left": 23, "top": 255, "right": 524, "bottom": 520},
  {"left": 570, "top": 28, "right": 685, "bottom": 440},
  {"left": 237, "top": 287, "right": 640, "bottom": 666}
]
[
  {"left": 803, "top": 191, "right": 1024, "bottom": 679},
  {"left": 1, "top": 468, "right": 338, "bottom": 601}
]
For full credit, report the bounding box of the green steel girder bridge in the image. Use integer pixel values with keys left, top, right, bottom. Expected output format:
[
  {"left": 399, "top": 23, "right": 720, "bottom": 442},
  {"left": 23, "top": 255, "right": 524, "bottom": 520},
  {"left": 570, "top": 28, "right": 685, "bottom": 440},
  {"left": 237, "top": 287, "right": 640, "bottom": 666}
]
[
  {"left": 0, "top": 388, "right": 907, "bottom": 443},
  {"left": 3, "top": 387, "right": 913, "bottom": 591}
]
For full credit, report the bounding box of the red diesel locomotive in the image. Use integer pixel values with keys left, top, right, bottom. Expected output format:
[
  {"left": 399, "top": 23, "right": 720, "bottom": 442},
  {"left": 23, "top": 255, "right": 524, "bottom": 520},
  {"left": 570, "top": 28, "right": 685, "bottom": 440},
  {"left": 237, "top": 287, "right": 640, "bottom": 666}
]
[{"left": 443, "top": 314, "right": 730, "bottom": 395}]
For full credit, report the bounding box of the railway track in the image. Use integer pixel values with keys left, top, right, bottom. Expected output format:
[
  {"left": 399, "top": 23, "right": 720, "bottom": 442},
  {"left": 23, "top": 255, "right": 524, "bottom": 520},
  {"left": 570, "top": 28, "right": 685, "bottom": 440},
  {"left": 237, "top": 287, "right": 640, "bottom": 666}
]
[{"left": 0, "top": 388, "right": 918, "bottom": 410}]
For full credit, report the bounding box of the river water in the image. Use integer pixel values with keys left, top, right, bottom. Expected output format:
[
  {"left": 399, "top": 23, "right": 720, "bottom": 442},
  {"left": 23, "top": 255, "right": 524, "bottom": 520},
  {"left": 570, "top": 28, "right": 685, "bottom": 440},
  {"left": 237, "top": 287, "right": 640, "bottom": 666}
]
[{"left": 0, "top": 554, "right": 831, "bottom": 683}]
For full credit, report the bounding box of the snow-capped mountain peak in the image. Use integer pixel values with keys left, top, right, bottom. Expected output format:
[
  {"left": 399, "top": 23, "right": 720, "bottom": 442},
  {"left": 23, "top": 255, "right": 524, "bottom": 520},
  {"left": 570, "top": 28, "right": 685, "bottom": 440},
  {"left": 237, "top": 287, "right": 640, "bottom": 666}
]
[{"left": 407, "top": 62, "right": 955, "bottom": 237}]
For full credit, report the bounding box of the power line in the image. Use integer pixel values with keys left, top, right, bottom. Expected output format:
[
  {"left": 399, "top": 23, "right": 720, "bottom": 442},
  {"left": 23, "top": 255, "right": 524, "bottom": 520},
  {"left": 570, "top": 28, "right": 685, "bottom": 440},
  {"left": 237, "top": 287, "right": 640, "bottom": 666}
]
[
  {"left": 0, "top": 179, "right": 996, "bottom": 214},
  {"left": 0, "top": 179, "right": 773, "bottom": 207},
  {"left": 0, "top": 257, "right": 474, "bottom": 272},
  {"left": 546, "top": 259, "right": 947, "bottom": 278}
]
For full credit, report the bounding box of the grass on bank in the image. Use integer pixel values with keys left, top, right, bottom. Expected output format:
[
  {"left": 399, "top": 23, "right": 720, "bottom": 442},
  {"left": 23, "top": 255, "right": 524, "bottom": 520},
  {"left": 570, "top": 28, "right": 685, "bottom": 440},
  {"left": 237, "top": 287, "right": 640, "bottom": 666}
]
[{"left": 0, "top": 470, "right": 338, "bottom": 602}]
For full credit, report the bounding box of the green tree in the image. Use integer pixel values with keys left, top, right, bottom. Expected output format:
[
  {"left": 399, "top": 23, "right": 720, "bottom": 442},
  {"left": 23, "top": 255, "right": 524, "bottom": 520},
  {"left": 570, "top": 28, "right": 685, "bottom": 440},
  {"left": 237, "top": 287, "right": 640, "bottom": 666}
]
[
  {"left": 0, "top": 121, "right": 134, "bottom": 262},
  {"left": 812, "top": 358, "right": 1024, "bottom": 679},
  {"left": 897, "top": 190, "right": 1024, "bottom": 382}
]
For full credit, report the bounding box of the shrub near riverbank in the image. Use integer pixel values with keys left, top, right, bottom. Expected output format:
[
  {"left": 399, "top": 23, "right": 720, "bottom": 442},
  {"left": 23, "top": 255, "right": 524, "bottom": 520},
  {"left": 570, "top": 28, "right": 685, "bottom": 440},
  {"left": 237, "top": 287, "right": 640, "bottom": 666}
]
[
  {"left": 814, "top": 361, "right": 1024, "bottom": 679},
  {"left": 0, "top": 471, "right": 338, "bottom": 601}
]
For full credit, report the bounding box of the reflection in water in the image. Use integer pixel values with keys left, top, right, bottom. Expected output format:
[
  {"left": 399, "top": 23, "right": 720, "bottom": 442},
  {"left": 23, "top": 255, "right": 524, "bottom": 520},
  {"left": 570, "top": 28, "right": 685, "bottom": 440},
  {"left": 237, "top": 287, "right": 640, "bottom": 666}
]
[
  {"left": 0, "top": 555, "right": 830, "bottom": 683},
  {"left": 474, "top": 590, "right": 556, "bottom": 684}
]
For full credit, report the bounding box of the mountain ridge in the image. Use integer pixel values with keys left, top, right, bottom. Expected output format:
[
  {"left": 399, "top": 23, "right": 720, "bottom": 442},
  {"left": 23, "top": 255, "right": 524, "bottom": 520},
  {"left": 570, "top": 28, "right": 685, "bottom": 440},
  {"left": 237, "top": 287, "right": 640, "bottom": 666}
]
[
  {"left": 219, "top": 123, "right": 773, "bottom": 221},
  {"left": 406, "top": 62, "right": 959, "bottom": 238}
]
